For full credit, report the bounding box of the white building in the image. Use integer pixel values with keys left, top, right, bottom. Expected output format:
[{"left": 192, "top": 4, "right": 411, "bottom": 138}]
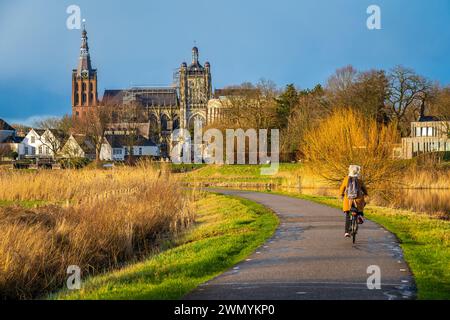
[
  {"left": 61, "top": 134, "right": 96, "bottom": 160},
  {"left": 19, "top": 129, "right": 66, "bottom": 159},
  {"left": 402, "top": 116, "right": 450, "bottom": 159},
  {"left": 100, "top": 135, "right": 160, "bottom": 161}
]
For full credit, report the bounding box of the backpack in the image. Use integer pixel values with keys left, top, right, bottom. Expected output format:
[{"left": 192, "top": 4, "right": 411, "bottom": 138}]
[{"left": 346, "top": 176, "right": 361, "bottom": 200}]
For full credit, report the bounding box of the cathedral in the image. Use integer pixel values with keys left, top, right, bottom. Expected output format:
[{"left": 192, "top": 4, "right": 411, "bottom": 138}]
[{"left": 72, "top": 26, "right": 225, "bottom": 156}]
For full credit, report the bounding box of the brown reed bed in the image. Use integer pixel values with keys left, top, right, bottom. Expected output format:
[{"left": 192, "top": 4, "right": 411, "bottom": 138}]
[{"left": 0, "top": 163, "right": 194, "bottom": 299}]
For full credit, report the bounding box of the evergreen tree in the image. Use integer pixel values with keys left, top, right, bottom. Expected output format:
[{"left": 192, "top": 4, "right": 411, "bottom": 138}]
[{"left": 275, "top": 84, "right": 298, "bottom": 128}]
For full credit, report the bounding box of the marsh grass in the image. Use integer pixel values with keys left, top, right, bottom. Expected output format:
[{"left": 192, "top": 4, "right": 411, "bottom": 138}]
[{"left": 0, "top": 163, "right": 194, "bottom": 299}]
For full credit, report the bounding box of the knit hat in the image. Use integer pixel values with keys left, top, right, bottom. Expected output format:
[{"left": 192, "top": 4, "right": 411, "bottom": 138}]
[{"left": 348, "top": 165, "right": 361, "bottom": 178}]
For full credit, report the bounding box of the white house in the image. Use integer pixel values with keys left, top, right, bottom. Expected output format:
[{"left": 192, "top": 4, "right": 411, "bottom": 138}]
[
  {"left": 20, "top": 129, "right": 45, "bottom": 158},
  {"left": 402, "top": 116, "right": 450, "bottom": 159},
  {"left": 19, "top": 129, "right": 67, "bottom": 159},
  {"left": 100, "top": 135, "right": 160, "bottom": 161},
  {"left": 61, "top": 134, "right": 96, "bottom": 160}
]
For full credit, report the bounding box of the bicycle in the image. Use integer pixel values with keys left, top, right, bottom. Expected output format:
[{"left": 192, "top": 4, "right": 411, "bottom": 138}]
[
  {"left": 349, "top": 200, "right": 363, "bottom": 244},
  {"left": 349, "top": 210, "right": 359, "bottom": 244}
]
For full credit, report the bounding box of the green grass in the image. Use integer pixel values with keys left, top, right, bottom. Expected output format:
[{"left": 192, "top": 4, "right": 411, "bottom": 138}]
[
  {"left": 52, "top": 193, "right": 279, "bottom": 300},
  {"left": 261, "top": 190, "right": 450, "bottom": 300},
  {"left": 182, "top": 163, "right": 302, "bottom": 184},
  {"left": 0, "top": 200, "right": 48, "bottom": 208}
]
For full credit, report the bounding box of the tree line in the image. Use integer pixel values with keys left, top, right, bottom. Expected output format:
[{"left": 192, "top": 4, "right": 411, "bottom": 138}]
[{"left": 214, "top": 65, "right": 450, "bottom": 161}]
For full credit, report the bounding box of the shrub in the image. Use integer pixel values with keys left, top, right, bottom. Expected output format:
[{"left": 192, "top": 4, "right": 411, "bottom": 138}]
[{"left": 302, "top": 108, "right": 400, "bottom": 187}]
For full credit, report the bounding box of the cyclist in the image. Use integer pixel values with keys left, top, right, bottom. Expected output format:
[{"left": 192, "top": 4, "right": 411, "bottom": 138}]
[{"left": 339, "top": 165, "right": 368, "bottom": 238}]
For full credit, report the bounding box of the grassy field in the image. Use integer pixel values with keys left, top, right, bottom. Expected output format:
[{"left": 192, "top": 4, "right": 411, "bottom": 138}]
[
  {"left": 53, "top": 194, "right": 278, "bottom": 299},
  {"left": 262, "top": 190, "right": 450, "bottom": 300}
]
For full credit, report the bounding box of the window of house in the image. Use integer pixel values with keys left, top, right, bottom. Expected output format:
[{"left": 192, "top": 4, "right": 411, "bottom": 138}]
[
  {"left": 24, "top": 147, "right": 29, "bottom": 155},
  {"left": 31, "top": 147, "right": 36, "bottom": 155},
  {"left": 139, "top": 147, "right": 142, "bottom": 155},
  {"left": 38, "top": 146, "right": 43, "bottom": 154},
  {"left": 46, "top": 147, "right": 50, "bottom": 154},
  {"left": 31, "top": 136, "right": 35, "bottom": 143},
  {"left": 421, "top": 127, "right": 427, "bottom": 137},
  {"left": 416, "top": 127, "right": 421, "bottom": 137}
]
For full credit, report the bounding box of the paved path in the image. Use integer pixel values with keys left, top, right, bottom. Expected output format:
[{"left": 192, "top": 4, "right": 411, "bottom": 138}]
[{"left": 185, "top": 190, "right": 416, "bottom": 300}]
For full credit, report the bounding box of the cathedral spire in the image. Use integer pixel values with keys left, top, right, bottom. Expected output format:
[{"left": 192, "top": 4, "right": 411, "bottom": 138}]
[
  {"left": 77, "top": 21, "right": 92, "bottom": 75},
  {"left": 192, "top": 46, "right": 199, "bottom": 65}
]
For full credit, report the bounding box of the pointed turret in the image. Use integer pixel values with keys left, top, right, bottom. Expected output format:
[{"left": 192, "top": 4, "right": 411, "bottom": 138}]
[{"left": 77, "top": 23, "right": 92, "bottom": 75}]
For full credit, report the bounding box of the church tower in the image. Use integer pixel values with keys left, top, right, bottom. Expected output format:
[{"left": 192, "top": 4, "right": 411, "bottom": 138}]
[
  {"left": 179, "top": 47, "right": 212, "bottom": 129},
  {"left": 72, "top": 24, "right": 98, "bottom": 119}
]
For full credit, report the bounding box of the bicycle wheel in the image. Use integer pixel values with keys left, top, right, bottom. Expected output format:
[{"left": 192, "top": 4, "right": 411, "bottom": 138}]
[{"left": 352, "top": 218, "right": 358, "bottom": 244}]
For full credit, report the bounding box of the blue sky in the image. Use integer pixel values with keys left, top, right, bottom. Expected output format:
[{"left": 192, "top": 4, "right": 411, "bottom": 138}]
[{"left": 0, "top": 0, "right": 449, "bottom": 124}]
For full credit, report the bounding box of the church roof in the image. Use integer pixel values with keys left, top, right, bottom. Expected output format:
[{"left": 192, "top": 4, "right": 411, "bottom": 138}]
[
  {"left": 102, "top": 90, "right": 127, "bottom": 105},
  {"left": 102, "top": 87, "right": 179, "bottom": 107},
  {"left": 0, "top": 119, "right": 14, "bottom": 131},
  {"left": 104, "top": 134, "right": 157, "bottom": 148}
]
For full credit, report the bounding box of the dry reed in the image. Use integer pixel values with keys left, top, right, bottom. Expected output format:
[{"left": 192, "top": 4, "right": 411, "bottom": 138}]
[{"left": 0, "top": 163, "right": 194, "bottom": 299}]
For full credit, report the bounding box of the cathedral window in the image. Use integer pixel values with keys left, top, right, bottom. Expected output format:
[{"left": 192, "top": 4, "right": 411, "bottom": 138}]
[{"left": 161, "top": 114, "right": 170, "bottom": 131}]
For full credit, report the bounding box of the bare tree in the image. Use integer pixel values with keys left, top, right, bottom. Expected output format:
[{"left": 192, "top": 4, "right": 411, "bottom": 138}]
[
  {"left": 114, "top": 102, "right": 144, "bottom": 164},
  {"left": 73, "top": 106, "right": 113, "bottom": 162},
  {"left": 0, "top": 144, "right": 13, "bottom": 160},
  {"left": 386, "top": 66, "right": 433, "bottom": 135},
  {"left": 429, "top": 85, "right": 450, "bottom": 136},
  {"left": 326, "top": 65, "right": 358, "bottom": 96},
  {"left": 220, "top": 80, "right": 279, "bottom": 130},
  {"left": 33, "top": 115, "right": 73, "bottom": 157}
]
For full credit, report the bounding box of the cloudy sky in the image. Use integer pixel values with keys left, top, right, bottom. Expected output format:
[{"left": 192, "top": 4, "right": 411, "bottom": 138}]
[{"left": 0, "top": 0, "right": 449, "bottom": 124}]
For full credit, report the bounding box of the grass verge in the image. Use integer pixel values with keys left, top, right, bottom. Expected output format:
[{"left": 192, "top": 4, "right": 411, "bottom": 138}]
[
  {"left": 262, "top": 190, "right": 450, "bottom": 300},
  {"left": 52, "top": 193, "right": 278, "bottom": 300}
]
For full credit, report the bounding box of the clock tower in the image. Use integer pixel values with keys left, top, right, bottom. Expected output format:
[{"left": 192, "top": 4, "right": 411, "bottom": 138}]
[{"left": 72, "top": 24, "right": 98, "bottom": 119}]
